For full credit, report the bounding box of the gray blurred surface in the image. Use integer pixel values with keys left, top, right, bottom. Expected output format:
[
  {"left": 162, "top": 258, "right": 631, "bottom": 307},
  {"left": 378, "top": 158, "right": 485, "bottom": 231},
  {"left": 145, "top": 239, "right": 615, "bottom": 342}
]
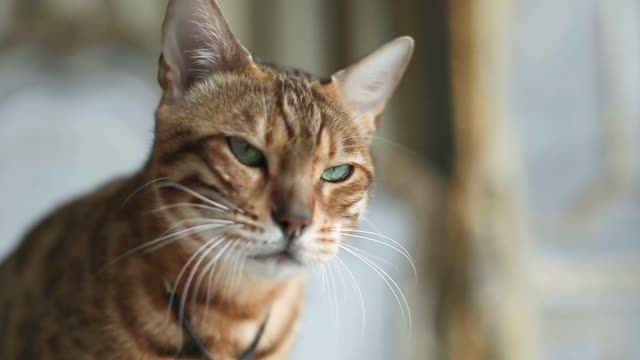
[{"left": 512, "top": 0, "right": 640, "bottom": 359}]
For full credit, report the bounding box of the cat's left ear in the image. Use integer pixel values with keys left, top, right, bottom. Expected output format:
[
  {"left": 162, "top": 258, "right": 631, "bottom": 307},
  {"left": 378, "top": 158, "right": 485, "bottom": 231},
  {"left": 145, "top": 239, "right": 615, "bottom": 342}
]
[
  {"left": 159, "top": 0, "right": 253, "bottom": 102},
  {"left": 328, "top": 37, "right": 414, "bottom": 136}
]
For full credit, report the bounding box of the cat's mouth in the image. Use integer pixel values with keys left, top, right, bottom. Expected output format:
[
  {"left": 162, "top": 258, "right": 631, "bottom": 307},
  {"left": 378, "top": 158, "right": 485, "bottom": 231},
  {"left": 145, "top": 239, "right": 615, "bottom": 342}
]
[{"left": 250, "top": 249, "right": 301, "bottom": 265}]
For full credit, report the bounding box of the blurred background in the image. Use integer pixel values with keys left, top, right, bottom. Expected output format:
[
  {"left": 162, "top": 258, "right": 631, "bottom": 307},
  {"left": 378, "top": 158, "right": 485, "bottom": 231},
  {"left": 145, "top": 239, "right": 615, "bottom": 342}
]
[{"left": 0, "top": 0, "right": 638, "bottom": 359}]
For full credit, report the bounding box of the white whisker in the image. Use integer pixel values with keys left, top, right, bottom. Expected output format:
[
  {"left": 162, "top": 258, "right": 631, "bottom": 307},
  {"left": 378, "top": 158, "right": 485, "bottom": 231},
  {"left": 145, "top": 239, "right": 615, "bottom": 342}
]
[
  {"left": 156, "top": 181, "right": 232, "bottom": 212},
  {"left": 342, "top": 243, "right": 400, "bottom": 272},
  {"left": 230, "top": 242, "right": 249, "bottom": 291},
  {"left": 167, "top": 236, "right": 222, "bottom": 320},
  {"left": 122, "top": 177, "right": 169, "bottom": 207},
  {"left": 105, "top": 222, "right": 228, "bottom": 271},
  {"left": 333, "top": 230, "right": 417, "bottom": 281},
  {"left": 340, "top": 245, "right": 412, "bottom": 329},
  {"left": 320, "top": 265, "right": 328, "bottom": 296},
  {"left": 334, "top": 256, "right": 366, "bottom": 335},
  {"left": 360, "top": 216, "right": 387, "bottom": 238},
  {"left": 196, "top": 239, "right": 236, "bottom": 320},
  {"left": 178, "top": 237, "right": 227, "bottom": 326},
  {"left": 149, "top": 202, "right": 230, "bottom": 215},
  {"left": 219, "top": 241, "right": 240, "bottom": 302},
  {"left": 337, "top": 228, "right": 413, "bottom": 260},
  {"left": 137, "top": 223, "right": 226, "bottom": 254},
  {"left": 326, "top": 262, "right": 341, "bottom": 341}
]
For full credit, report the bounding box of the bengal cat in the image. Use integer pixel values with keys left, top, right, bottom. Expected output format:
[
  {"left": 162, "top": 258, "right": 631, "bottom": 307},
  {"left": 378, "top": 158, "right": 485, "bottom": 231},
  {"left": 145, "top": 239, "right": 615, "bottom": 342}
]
[{"left": 0, "top": 0, "right": 413, "bottom": 358}]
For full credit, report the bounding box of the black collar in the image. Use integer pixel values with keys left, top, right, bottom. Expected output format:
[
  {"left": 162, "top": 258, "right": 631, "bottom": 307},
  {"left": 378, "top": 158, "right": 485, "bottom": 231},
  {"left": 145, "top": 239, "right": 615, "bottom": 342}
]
[
  {"left": 179, "top": 307, "right": 269, "bottom": 360},
  {"left": 165, "top": 281, "right": 269, "bottom": 360}
]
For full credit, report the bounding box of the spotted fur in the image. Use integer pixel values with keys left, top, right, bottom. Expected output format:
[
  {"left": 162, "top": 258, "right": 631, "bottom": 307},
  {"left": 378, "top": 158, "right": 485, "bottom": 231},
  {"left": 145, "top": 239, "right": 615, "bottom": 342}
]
[{"left": 0, "top": 0, "right": 413, "bottom": 358}]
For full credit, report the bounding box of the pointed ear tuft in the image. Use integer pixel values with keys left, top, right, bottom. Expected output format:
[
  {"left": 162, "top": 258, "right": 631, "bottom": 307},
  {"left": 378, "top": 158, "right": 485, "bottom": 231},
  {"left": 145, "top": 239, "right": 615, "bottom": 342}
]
[
  {"left": 160, "top": 0, "right": 252, "bottom": 101},
  {"left": 331, "top": 37, "right": 414, "bottom": 135}
]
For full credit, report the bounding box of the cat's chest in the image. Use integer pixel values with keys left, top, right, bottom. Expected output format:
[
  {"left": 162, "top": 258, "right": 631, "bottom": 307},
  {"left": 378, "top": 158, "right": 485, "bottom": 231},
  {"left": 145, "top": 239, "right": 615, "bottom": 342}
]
[
  {"left": 192, "top": 278, "right": 305, "bottom": 359},
  {"left": 196, "top": 298, "right": 302, "bottom": 359},
  {"left": 162, "top": 314, "right": 290, "bottom": 360}
]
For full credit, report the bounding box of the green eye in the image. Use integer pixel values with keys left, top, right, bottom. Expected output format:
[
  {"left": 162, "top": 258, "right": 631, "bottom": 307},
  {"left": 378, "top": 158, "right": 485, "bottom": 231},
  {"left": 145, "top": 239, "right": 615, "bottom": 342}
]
[
  {"left": 321, "top": 164, "right": 353, "bottom": 183},
  {"left": 228, "top": 137, "right": 265, "bottom": 167}
]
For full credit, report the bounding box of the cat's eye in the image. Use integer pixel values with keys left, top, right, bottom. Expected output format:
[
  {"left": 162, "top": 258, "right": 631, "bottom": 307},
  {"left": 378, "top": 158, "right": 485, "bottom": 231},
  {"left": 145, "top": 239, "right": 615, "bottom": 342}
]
[
  {"left": 321, "top": 164, "right": 353, "bottom": 183},
  {"left": 228, "top": 137, "right": 265, "bottom": 167}
]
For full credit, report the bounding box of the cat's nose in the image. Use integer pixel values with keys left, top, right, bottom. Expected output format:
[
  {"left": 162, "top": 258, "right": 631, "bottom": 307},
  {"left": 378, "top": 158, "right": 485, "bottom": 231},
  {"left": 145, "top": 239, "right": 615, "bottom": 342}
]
[{"left": 272, "top": 208, "right": 312, "bottom": 242}]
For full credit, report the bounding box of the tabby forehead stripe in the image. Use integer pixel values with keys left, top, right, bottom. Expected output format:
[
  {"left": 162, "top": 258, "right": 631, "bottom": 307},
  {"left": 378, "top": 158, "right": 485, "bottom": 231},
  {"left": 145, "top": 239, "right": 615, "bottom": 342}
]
[
  {"left": 200, "top": 157, "right": 235, "bottom": 193},
  {"left": 356, "top": 165, "right": 374, "bottom": 186},
  {"left": 336, "top": 195, "right": 365, "bottom": 212},
  {"left": 162, "top": 137, "right": 236, "bottom": 194},
  {"left": 275, "top": 90, "right": 296, "bottom": 139},
  {"left": 314, "top": 113, "right": 327, "bottom": 148},
  {"left": 160, "top": 134, "right": 219, "bottom": 164},
  {"left": 180, "top": 175, "right": 223, "bottom": 195}
]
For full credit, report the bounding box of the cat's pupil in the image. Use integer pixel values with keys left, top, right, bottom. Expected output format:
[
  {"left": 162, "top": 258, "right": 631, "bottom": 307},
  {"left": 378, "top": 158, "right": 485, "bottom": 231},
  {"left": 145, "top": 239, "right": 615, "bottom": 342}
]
[{"left": 244, "top": 144, "right": 255, "bottom": 155}]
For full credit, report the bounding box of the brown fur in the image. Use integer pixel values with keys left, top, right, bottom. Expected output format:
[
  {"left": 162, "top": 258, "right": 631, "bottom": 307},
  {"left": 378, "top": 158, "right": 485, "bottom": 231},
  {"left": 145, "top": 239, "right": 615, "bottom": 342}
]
[{"left": 0, "top": 1, "right": 413, "bottom": 358}]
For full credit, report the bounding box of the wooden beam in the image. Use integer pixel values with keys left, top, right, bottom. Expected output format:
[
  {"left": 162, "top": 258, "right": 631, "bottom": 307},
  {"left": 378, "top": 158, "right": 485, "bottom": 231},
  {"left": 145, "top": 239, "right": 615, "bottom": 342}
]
[{"left": 440, "top": 0, "right": 539, "bottom": 359}]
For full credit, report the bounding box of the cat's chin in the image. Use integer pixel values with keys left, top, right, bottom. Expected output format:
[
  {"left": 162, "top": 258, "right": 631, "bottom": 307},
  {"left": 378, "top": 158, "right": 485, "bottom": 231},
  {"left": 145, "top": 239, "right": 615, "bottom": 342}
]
[{"left": 245, "top": 253, "right": 307, "bottom": 280}]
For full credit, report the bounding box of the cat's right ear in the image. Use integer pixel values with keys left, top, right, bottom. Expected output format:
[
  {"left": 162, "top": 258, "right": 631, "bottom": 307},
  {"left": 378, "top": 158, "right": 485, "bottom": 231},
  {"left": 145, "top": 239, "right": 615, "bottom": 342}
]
[
  {"left": 324, "top": 37, "right": 414, "bottom": 137},
  {"left": 159, "top": 0, "right": 252, "bottom": 102}
]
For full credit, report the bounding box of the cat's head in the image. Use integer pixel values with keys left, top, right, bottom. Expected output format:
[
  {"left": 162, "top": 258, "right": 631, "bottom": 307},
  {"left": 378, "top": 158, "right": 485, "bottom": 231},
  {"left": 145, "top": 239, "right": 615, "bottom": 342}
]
[{"left": 150, "top": 0, "right": 413, "bottom": 279}]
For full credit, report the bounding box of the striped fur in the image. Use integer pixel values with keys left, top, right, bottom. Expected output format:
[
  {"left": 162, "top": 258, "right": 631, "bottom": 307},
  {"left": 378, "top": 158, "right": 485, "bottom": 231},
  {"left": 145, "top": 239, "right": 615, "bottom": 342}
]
[{"left": 0, "top": 0, "right": 413, "bottom": 358}]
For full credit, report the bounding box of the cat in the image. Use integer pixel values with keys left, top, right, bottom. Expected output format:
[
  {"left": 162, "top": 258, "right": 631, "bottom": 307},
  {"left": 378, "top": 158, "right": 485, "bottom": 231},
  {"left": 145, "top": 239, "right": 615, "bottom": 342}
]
[{"left": 0, "top": 0, "right": 413, "bottom": 358}]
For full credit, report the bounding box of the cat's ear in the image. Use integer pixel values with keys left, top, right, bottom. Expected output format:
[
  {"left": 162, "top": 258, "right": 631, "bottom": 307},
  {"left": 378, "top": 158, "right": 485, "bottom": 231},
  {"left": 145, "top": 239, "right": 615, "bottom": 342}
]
[
  {"left": 329, "top": 37, "right": 414, "bottom": 135},
  {"left": 159, "top": 0, "right": 252, "bottom": 101}
]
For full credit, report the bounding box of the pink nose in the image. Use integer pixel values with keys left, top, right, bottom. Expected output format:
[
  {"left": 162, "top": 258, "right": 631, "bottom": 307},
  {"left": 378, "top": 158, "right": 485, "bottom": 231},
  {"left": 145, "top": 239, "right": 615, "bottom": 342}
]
[{"left": 272, "top": 210, "right": 312, "bottom": 241}]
